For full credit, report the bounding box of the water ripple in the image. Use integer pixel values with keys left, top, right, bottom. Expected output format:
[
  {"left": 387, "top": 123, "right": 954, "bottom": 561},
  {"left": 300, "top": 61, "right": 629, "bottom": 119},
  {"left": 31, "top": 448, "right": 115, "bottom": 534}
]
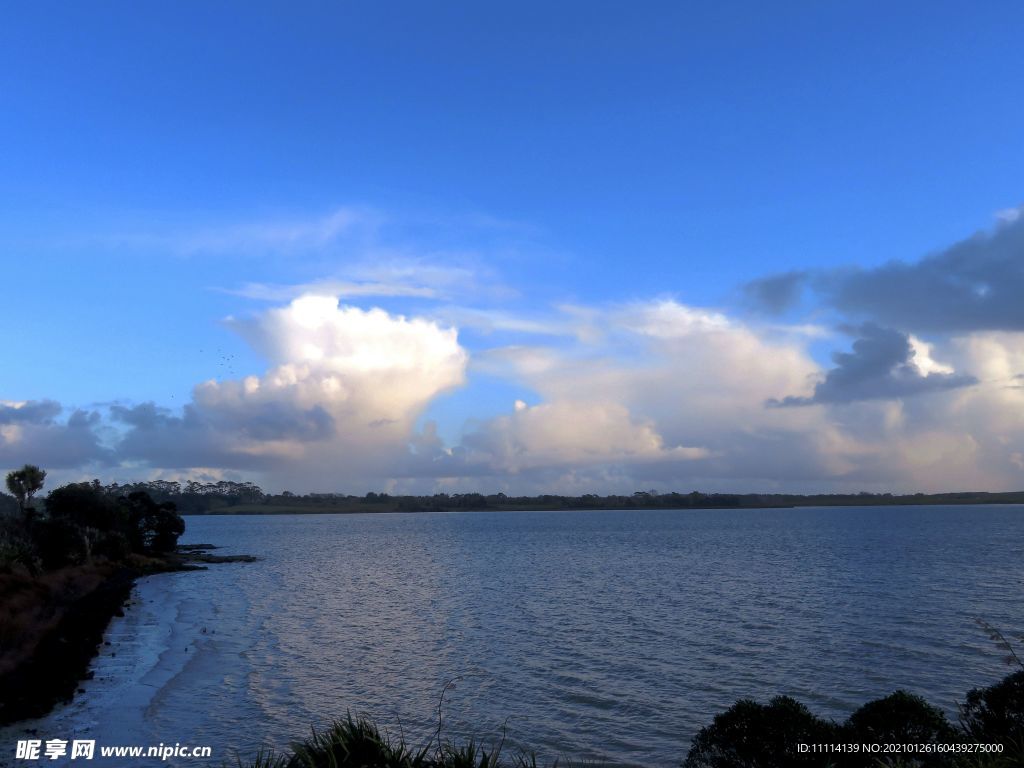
[{"left": 10, "top": 505, "right": 1022, "bottom": 768}]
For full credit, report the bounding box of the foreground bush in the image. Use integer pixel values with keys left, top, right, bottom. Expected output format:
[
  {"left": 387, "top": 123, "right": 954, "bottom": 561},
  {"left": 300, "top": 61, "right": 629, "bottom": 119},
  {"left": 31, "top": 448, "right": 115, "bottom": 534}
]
[
  {"left": 843, "top": 691, "right": 957, "bottom": 766},
  {"left": 243, "top": 667, "right": 1024, "bottom": 768},
  {"left": 681, "top": 696, "right": 839, "bottom": 768},
  {"left": 32, "top": 517, "right": 90, "bottom": 570},
  {"left": 242, "top": 714, "right": 592, "bottom": 768},
  {"left": 960, "top": 671, "right": 1024, "bottom": 743},
  {"left": 682, "top": 671, "right": 1024, "bottom": 768}
]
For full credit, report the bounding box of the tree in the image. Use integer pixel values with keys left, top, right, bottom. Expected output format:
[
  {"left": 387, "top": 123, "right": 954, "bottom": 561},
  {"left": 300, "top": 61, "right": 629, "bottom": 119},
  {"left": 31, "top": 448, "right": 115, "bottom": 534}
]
[
  {"left": 5, "top": 464, "right": 46, "bottom": 519},
  {"left": 46, "top": 482, "right": 120, "bottom": 530},
  {"left": 683, "top": 696, "right": 840, "bottom": 768},
  {"left": 845, "top": 690, "right": 956, "bottom": 764},
  {"left": 960, "top": 670, "right": 1024, "bottom": 743},
  {"left": 119, "top": 491, "right": 185, "bottom": 553},
  {"left": 684, "top": 696, "right": 835, "bottom": 768}
]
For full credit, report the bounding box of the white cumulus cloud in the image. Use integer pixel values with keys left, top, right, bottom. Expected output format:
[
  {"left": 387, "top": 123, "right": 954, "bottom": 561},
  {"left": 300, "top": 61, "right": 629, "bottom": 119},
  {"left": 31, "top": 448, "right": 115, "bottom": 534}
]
[{"left": 114, "top": 295, "right": 468, "bottom": 486}]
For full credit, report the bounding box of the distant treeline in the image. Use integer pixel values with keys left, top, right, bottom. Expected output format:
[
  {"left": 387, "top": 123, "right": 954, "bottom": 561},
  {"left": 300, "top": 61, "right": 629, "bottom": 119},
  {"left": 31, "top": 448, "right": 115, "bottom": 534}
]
[{"left": 13, "top": 480, "right": 1021, "bottom": 515}]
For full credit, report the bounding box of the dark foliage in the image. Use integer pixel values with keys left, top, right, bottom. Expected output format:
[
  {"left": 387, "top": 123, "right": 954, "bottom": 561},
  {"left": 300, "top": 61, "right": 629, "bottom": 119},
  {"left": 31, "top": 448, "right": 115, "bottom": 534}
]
[
  {"left": 91, "top": 530, "right": 132, "bottom": 561},
  {"left": 242, "top": 713, "right": 578, "bottom": 768},
  {"left": 289, "top": 715, "right": 428, "bottom": 768},
  {"left": 1, "top": 471, "right": 186, "bottom": 573},
  {"left": 0, "top": 492, "right": 18, "bottom": 516},
  {"left": 0, "top": 568, "right": 137, "bottom": 725},
  {"left": 106, "top": 479, "right": 264, "bottom": 513},
  {"left": 842, "top": 691, "right": 956, "bottom": 767},
  {"left": 31, "top": 517, "right": 89, "bottom": 570},
  {"left": 46, "top": 483, "right": 188, "bottom": 555},
  {"left": 5, "top": 464, "right": 46, "bottom": 517},
  {"left": 682, "top": 696, "right": 839, "bottom": 768},
  {"left": 845, "top": 690, "right": 957, "bottom": 744},
  {"left": 960, "top": 670, "right": 1024, "bottom": 743},
  {"left": 119, "top": 491, "right": 185, "bottom": 554},
  {"left": 46, "top": 482, "right": 121, "bottom": 531},
  {"left": 0, "top": 512, "right": 38, "bottom": 574},
  {"left": 683, "top": 672, "right": 1024, "bottom": 768}
]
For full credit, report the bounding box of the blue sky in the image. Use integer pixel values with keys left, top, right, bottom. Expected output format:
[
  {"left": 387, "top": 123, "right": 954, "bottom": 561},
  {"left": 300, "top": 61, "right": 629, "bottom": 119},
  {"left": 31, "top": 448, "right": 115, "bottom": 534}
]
[{"left": 3, "top": 3, "right": 1024, "bottom": 493}]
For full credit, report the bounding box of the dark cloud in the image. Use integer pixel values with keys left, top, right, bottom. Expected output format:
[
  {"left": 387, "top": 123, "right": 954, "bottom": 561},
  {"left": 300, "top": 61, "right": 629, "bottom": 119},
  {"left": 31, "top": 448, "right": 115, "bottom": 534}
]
[
  {"left": 745, "top": 214, "right": 1024, "bottom": 332},
  {"left": 109, "top": 402, "right": 174, "bottom": 429},
  {"left": 0, "top": 404, "right": 112, "bottom": 468},
  {"left": 742, "top": 270, "right": 809, "bottom": 314},
  {"left": 768, "top": 323, "right": 977, "bottom": 407},
  {"left": 110, "top": 405, "right": 269, "bottom": 470},
  {"left": 110, "top": 400, "right": 334, "bottom": 442},
  {"left": 201, "top": 401, "right": 334, "bottom": 442},
  {"left": 0, "top": 399, "right": 62, "bottom": 425},
  {"left": 109, "top": 399, "right": 335, "bottom": 470},
  {"left": 827, "top": 215, "right": 1024, "bottom": 331}
]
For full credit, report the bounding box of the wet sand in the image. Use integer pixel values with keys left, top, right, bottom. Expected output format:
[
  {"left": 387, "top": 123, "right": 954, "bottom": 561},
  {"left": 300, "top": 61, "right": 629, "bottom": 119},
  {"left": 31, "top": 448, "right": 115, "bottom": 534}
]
[{"left": 1, "top": 573, "right": 208, "bottom": 767}]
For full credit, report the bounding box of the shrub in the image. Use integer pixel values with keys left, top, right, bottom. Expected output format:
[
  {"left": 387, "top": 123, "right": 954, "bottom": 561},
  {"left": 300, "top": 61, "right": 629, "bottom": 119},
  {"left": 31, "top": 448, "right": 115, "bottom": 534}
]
[
  {"left": 960, "top": 671, "right": 1024, "bottom": 744},
  {"left": 45, "top": 483, "right": 121, "bottom": 531},
  {"left": 118, "top": 492, "right": 185, "bottom": 553},
  {"left": 842, "top": 691, "right": 956, "bottom": 767},
  {"left": 438, "top": 738, "right": 503, "bottom": 768},
  {"left": 0, "top": 492, "right": 18, "bottom": 517},
  {"left": 238, "top": 713, "right": 580, "bottom": 768},
  {"left": 682, "top": 695, "right": 839, "bottom": 768},
  {"left": 31, "top": 518, "right": 88, "bottom": 570},
  {"left": 92, "top": 530, "right": 132, "bottom": 561},
  {"left": 0, "top": 529, "right": 38, "bottom": 575},
  {"left": 288, "top": 714, "right": 427, "bottom": 768},
  {"left": 845, "top": 690, "right": 957, "bottom": 744}
]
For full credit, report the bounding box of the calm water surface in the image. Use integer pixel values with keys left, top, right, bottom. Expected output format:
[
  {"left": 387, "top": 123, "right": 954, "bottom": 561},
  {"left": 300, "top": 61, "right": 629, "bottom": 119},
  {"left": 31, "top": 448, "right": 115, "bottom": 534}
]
[{"left": 10, "top": 506, "right": 1024, "bottom": 766}]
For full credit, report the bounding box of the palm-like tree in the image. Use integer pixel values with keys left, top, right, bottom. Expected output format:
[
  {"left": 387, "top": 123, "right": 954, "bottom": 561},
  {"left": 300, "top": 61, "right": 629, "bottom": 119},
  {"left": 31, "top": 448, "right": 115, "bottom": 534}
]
[{"left": 5, "top": 464, "right": 46, "bottom": 519}]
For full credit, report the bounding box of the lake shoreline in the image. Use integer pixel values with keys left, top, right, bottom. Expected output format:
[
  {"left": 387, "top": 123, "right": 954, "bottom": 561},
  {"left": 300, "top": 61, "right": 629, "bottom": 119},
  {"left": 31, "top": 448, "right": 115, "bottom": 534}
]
[{"left": 0, "top": 546, "right": 254, "bottom": 726}]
